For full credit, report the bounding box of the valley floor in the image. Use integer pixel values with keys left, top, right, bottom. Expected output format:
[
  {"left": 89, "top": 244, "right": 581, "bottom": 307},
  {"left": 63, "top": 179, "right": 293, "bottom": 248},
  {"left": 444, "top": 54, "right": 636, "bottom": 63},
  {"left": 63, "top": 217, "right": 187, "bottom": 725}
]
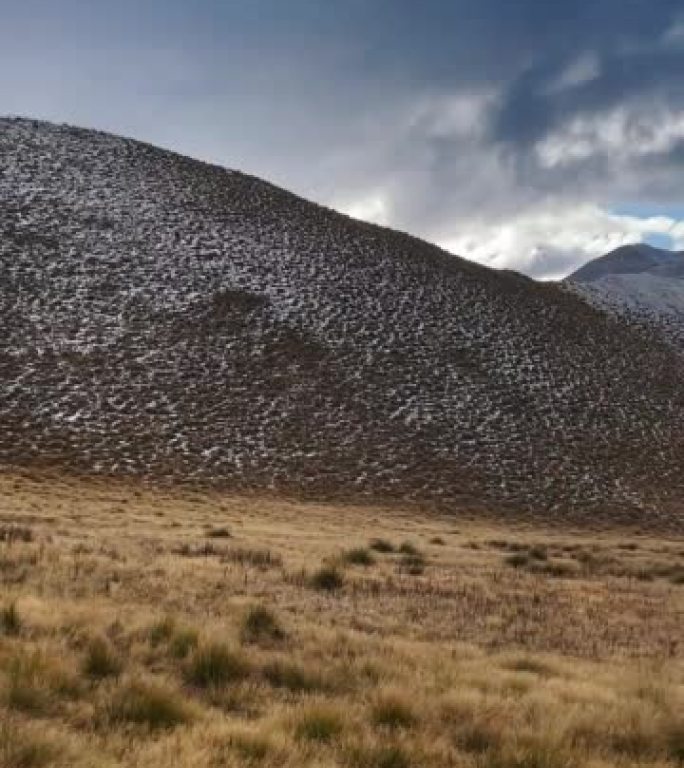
[{"left": 0, "top": 471, "right": 682, "bottom": 767}]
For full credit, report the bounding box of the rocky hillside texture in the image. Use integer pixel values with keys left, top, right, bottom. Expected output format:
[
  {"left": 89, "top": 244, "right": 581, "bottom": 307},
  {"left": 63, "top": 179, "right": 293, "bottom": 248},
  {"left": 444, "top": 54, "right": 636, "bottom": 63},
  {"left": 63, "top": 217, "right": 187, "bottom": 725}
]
[
  {"left": 566, "top": 244, "right": 684, "bottom": 354},
  {"left": 1, "top": 118, "right": 684, "bottom": 527}
]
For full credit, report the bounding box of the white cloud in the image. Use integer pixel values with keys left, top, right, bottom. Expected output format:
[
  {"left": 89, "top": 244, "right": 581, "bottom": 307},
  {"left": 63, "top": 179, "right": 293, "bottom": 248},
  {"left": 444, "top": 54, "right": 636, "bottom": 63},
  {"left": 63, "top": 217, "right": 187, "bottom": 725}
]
[
  {"left": 546, "top": 52, "right": 601, "bottom": 93},
  {"left": 415, "top": 90, "right": 499, "bottom": 139},
  {"left": 536, "top": 106, "right": 684, "bottom": 168},
  {"left": 341, "top": 192, "right": 391, "bottom": 225},
  {"left": 663, "top": 17, "right": 684, "bottom": 47},
  {"left": 328, "top": 89, "right": 684, "bottom": 281},
  {"left": 439, "top": 205, "right": 684, "bottom": 280}
]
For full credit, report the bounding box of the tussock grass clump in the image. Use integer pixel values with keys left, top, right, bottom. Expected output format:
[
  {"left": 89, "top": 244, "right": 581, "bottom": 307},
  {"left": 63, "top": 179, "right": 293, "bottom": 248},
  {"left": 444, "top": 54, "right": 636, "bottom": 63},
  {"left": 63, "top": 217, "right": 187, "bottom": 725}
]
[
  {"left": 665, "top": 720, "right": 684, "bottom": 763},
  {"left": 186, "top": 643, "right": 250, "bottom": 688},
  {"left": 1, "top": 601, "right": 21, "bottom": 636},
  {"left": 479, "top": 743, "right": 577, "bottom": 768},
  {"left": 147, "top": 616, "right": 199, "bottom": 658},
  {"left": 0, "top": 720, "right": 61, "bottom": 768},
  {"left": 310, "top": 564, "right": 344, "bottom": 592},
  {"left": 170, "top": 627, "right": 200, "bottom": 659},
  {"left": 503, "top": 656, "right": 557, "bottom": 677},
  {"left": 225, "top": 731, "right": 274, "bottom": 764},
  {"left": 528, "top": 545, "right": 549, "bottom": 561},
  {"left": 262, "top": 659, "right": 324, "bottom": 693},
  {"left": 223, "top": 547, "right": 283, "bottom": 569},
  {"left": 343, "top": 548, "right": 376, "bottom": 566},
  {"left": 240, "top": 605, "right": 286, "bottom": 646},
  {"left": 371, "top": 691, "right": 417, "bottom": 729},
  {"left": 533, "top": 560, "right": 580, "bottom": 578},
  {"left": 398, "top": 553, "right": 426, "bottom": 575},
  {"left": 206, "top": 526, "right": 232, "bottom": 539},
  {"left": 173, "top": 542, "right": 226, "bottom": 558},
  {"left": 505, "top": 552, "right": 530, "bottom": 568},
  {"left": 453, "top": 720, "right": 505, "bottom": 755},
  {"left": 4, "top": 649, "right": 80, "bottom": 714},
  {"left": 429, "top": 536, "right": 446, "bottom": 545},
  {"left": 105, "top": 679, "right": 195, "bottom": 729},
  {"left": 345, "top": 743, "right": 412, "bottom": 768},
  {"left": 398, "top": 541, "right": 420, "bottom": 556},
  {"left": 295, "top": 704, "right": 345, "bottom": 742},
  {"left": 369, "top": 538, "right": 395, "bottom": 554},
  {"left": 82, "top": 636, "right": 122, "bottom": 680},
  {"left": 147, "top": 616, "right": 177, "bottom": 647},
  {"left": 0, "top": 525, "right": 33, "bottom": 543}
]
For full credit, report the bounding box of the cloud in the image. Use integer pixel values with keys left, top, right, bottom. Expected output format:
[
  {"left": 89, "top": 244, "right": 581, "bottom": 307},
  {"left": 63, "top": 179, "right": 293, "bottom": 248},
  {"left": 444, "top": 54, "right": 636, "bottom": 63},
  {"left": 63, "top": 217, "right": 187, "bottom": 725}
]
[
  {"left": 545, "top": 52, "right": 602, "bottom": 93},
  {"left": 440, "top": 206, "right": 684, "bottom": 279},
  {"left": 535, "top": 106, "right": 684, "bottom": 168}
]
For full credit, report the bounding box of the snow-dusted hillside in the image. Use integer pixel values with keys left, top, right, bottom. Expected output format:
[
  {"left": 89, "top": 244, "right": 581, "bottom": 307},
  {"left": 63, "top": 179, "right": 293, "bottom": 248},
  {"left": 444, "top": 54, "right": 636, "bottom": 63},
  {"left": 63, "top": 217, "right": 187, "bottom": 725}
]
[
  {"left": 567, "top": 245, "right": 684, "bottom": 354},
  {"left": 2, "top": 119, "right": 684, "bottom": 528}
]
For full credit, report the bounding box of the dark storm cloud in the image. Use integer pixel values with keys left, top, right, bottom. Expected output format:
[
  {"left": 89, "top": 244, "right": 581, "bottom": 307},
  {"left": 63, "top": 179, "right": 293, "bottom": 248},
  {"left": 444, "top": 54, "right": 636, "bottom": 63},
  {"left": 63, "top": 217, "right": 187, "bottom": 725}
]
[{"left": 494, "top": 37, "right": 684, "bottom": 147}]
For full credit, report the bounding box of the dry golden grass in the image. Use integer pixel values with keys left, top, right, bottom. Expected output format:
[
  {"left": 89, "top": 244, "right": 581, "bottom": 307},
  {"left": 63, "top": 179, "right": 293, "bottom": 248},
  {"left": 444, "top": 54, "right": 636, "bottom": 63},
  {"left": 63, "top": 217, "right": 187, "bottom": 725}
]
[{"left": 0, "top": 470, "right": 682, "bottom": 767}]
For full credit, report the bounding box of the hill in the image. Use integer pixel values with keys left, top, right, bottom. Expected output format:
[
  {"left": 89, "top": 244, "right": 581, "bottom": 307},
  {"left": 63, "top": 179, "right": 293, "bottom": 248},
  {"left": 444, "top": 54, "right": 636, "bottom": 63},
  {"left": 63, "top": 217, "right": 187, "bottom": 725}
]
[
  {"left": 566, "top": 244, "right": 684, "bottom": 354},
  {"left": 1, "top": 118, "right": 684, "bottom": 527}
]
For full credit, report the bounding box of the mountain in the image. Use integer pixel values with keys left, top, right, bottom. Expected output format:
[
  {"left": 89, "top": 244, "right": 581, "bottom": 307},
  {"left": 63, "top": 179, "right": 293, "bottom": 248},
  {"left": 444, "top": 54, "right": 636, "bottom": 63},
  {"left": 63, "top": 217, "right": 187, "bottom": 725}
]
[
  {"left": 1, "top": 118, "right": 684, "bottom": 528},
  {"left": 566, "top": 244, "right": 684, "bottom": 353}
]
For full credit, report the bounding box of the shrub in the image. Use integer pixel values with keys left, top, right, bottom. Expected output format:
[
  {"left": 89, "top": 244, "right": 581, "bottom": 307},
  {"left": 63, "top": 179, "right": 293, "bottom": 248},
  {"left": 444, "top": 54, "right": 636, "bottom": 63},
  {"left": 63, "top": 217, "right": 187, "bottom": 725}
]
[
  {"left": 1, "top": 601, "right": 21, "bottom": 636},
  {"left": 83, "top": 637, "right": 123, "bottom": 680},
  {"left": 343, "top": 548, "right": 376, "bottom": 566},
  {"left": 106, "top": 679, "right": 194, "bottom": 729},
  {"left": 186, "top": 643, "right": 250, "bottom": 688},
  {"left": 240, "top": 605, "right": 286, "bottom": 646},
  {"left": 310, "top": 565, "right": 344, "bottom": 592},
  {"left": 295, "top": 705, "right": 344, "bottom": 742},
  {"left": 371, "top": 692, "right": 417, "bottom": 729},
  {"left": 370, "top": 538, "right": 395, "bottom": 554},
  {"left": 430, "top": 536, "right": 446, "bottom": 545}
]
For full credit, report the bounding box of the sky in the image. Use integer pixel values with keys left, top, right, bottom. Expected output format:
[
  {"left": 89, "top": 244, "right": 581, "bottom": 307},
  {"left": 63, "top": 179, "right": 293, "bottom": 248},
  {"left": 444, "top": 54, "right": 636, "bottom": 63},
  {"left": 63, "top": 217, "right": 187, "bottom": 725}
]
[{"left": 2, "top": 0, "right": 684, "bottom": 279}]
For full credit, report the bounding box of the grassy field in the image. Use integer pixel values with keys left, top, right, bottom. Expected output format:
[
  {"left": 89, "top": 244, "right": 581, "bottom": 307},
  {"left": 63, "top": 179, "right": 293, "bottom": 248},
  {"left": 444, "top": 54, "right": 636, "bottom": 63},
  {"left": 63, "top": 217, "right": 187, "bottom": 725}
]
[{"left": 0, "top": 470, "right": 682, "bottom": 767}]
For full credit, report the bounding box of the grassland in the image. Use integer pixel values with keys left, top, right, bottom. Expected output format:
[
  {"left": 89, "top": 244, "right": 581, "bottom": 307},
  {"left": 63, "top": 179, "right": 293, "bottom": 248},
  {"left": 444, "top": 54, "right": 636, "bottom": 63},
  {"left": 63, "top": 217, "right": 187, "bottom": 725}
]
[{"left": 0, "top": 470, "right": 682, "bottom": 767}]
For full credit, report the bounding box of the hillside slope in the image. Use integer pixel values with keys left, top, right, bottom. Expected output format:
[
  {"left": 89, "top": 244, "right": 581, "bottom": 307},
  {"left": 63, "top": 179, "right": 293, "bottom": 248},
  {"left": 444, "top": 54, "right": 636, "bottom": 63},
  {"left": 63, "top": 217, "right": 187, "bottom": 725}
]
[
  {"left": 566, "top": 244, "right": 684, "bottom": 353},
  {"left": 1, "top": 118, "right": 684, "bottom": 527}
]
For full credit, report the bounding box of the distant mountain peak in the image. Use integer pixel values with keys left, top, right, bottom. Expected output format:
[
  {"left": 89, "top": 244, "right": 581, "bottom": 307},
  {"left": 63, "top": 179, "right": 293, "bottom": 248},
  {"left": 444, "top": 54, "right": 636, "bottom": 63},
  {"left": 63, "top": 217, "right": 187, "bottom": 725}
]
[
  {"left": 566, "top": 244, "right": 684, "bottom": 355},
  {"left": 569, "top": 243, "right": 684, "bottom": 283}
]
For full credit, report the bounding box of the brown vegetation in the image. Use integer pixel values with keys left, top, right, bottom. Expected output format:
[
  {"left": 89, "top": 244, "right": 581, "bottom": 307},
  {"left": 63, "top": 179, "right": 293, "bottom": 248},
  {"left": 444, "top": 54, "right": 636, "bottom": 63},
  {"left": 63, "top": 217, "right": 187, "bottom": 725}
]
[{"left": 0, "top": 470, "right": 682, "bottom": 767}]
